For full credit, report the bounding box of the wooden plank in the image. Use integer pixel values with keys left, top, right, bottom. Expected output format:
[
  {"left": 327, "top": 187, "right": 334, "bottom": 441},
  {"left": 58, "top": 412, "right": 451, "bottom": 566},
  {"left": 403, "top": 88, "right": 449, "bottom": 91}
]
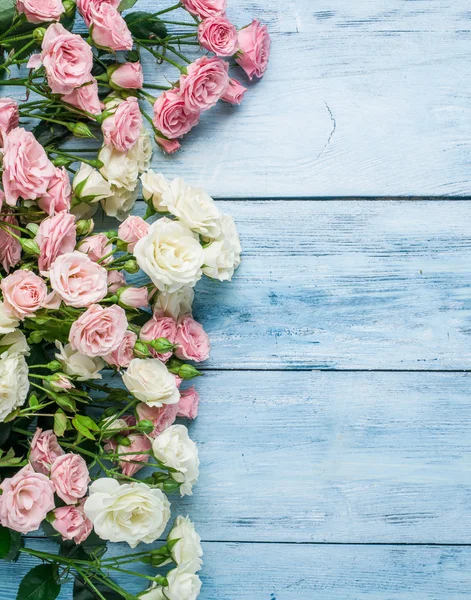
[
  {"left": 26, "top": 371, "right": 471, "bottom": 544},
  {"left": 5, "top": 539, "right": 471, "bottom": 599},
  {"left": 123, "top": 200, "right": 471, "bottom": 370},
  {"left": 126, "top": 0, "right": 471, "bottom": 197},
  {"left": 149, "top": 370, "right": 471, "bottom": 544}
]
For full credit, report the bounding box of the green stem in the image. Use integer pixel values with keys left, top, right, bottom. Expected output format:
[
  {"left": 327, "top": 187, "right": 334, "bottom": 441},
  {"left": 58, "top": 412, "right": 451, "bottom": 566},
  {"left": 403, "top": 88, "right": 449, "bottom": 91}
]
[
  {"left": 0, "top": 223, "right": 20, "bottom": 241},
  {"left": 159, "top": 19, "right": 198, "bottom": 26},
  {"left": 137, "top": 41, "right": 186, "bottom": 72},
  {"left": 142, "top": 82, "right": 172, "bottom": 90},
  {"left": 0, "top": 32, "right": 34, "bottom": 44},
  {"left": 162, "top": 42, "right": 192, "bottom": 65}
]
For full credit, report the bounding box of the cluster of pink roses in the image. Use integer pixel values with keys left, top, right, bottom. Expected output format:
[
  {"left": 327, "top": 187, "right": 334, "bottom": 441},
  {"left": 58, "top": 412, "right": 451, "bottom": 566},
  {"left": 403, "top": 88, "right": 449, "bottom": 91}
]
[
  {"left": 10, "top": 0, "right": 270, "bottom": 159},
  {"left": 0, "top": 431, "right": 91, "bottom": 543},
  {"left": 153, "top": 17, "right": 270, "bottom": 150}
]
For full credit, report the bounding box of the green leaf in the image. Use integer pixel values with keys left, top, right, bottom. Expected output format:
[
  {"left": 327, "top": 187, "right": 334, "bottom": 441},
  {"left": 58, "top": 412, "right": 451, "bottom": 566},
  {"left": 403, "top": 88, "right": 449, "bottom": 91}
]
[
  {"left": 73, "top": 578, "right": 122, "bottom": 600},
  {"left": 73, "top": 415, "right": 100, "bottom": 432},
  {"left": 55, "top": 394, "right": 77, "bottom": 413},
  {"left": 0, "top": 526, "right": 23, "bottom": 561},
  {"left": 17, "top": 564, "right": 61, "bottom": 600},
  {"left": 124, "top": 11, "right": 167, "bottom": 40},
  {"left": 53, "top": 410, "right": 68, "bottom": 437},
  {"left": 0, "top": 422, "right": 12, "bottom": 445},
  {"left": 118, "top": 0, "right": 138, "bottom": 10},
  {"left": 72, "top": 417, "right": 95, "bottom": 440},
  {"left": 0, "top": 526, "right": 11, "bottom": 559},
  {"left": 0, "top": 0, "right": 15, "bottom": 35}
]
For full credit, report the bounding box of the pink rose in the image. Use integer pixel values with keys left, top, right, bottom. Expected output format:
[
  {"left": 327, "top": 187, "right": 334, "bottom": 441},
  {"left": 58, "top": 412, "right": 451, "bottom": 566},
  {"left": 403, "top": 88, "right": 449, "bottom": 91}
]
[
  {"left": 180, "top": 56, "right": 229, "bottom": 111},
  {"left": 37, "top": 211, "right": 77, "bottom": 272},
  {"left": 17, "top": 0, "right": 64, "bottom": 23},
  {"left": 198, "top": 17, "right": 238, "bottom": 57},
  {"left": 103, "top": 330, "right": 137, "bottom": 368},
  {"left": 107, "top": 269, "right": 126, "bottom": 293},
  {"left": 136, "top": 402, "right": 178, "bottom": 437},
  {"left": 51, "top": 453, "right": 90, "bottom": 505},
  {"left": 30, "top": 428, "right": 65, "bottom": 475},
  {"left": 90, "top": 3, "right": 133, "bottom": 51},
  {"left": 0, "top": 216, "right": 21, "bottom": 272},
  {"left": 119, "top": 287, "right": 148, "bottom": 309},
  {"left": 49, "top": 251, "right": 108, "bottom": 308},
  {"left": 181, "top": 0, "right": 226, "bottom": 19},
  {"left": 69, "top": 304, "right": 128, "bottom": 357},
  {"left": 1, "top": 270, "right": 47, "bottom": 319},
  {"left": 40, "top": 23, "right": 94, "bottom": 95},
  {"left": 155, "top": 135, "right": 181, "bottom": 154},
  {"left": 37, "top": 167, "right": 72, "bottom": 216},
  {"left": 175, "top": 315, "right": 210, "bottom": 362},
  {"left": 110, "top": 62, "right": 143, "bottom": 89},
  {"left": 77, "top": 0, "right": 120, "bottom": 27},
  {"left": 140, "top": 315, "right": 177, "bottom": 361},
  {"left": 50, "top": 374, "right": 74, "bottom": 390},
  {"left": 0, "top": 464, "right": 55, "bottom": 533},
  {"left": 52, "top": 501, "right": 92, "bottom": 544},
  {"left": 153, "top": 90, "right": 200, "bottom": 140},
  {"left": 177, "top": 386, "right": 200, "bottom": 419},
  {"left": 0, "top": 98, "right": 19, "bottom": 146},
  {"left": 222, "top": 78, "right": 247, "bottom": 105},
  {"left": 236, "top": 19, "right": 271, "bottom": 80},
  {"left": 116, "top": 434, "right": 151, "bottom": 477},
  {"left": 102, "top": 97, "right": 142, "bottom": 152},
  {"left": 62, "top": 78, "right": 103, "bottom": 116},
  {"left": 78, "top": 232, "right": 112, "bottom": 263},
  {"left": 2, "top": 128, "right": 55, "bottom": 206},
  {"left": 118, "top": 216, "right": 149, "bottom": 252}
]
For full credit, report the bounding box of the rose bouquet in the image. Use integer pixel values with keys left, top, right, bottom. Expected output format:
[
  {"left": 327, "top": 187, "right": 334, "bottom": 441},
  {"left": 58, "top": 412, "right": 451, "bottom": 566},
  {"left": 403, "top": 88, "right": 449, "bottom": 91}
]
[{"left": 0, "top": 0, "right": 270, "bottom": 598}]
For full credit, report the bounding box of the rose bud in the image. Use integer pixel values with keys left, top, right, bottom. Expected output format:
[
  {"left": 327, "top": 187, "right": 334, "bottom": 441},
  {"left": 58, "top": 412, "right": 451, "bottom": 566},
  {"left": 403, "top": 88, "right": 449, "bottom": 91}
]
[{"left": 109, "top": 62, "right": 144, "bottom": 90}]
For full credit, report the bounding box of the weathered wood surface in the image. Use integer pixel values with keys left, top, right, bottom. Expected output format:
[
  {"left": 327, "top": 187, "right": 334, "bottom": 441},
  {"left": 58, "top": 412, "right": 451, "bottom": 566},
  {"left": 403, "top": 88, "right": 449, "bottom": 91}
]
[
  {"left": 28, "top": 370, "right": 471, "bottom": 544},
  {"left": 122, "top": 200, "right": 471, "bottom": 370},
  {"left": 4, "top": 539, "right": 471, "bottom": 600}
]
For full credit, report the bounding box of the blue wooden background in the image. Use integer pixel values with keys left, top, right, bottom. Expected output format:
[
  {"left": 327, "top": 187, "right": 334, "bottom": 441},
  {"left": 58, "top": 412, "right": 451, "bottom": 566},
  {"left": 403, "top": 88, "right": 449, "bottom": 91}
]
[{"left": 2, "top": 0, "right": 471, "bottom": 598}]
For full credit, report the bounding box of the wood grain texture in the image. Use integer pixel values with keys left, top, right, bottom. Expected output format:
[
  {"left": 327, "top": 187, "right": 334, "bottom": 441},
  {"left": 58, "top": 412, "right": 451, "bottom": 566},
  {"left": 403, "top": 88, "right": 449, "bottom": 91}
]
[
  {"left": 5, "top": 539, "right": 471, "bottom": 600},
  {"left": 135, "top": 370, "right": 471, "bottom": 544},
  {"left": 26, "top": 370, "right": 470, "bottom": 544},
  {"left": 122, "top": 200, "right": 471, "bottom": 370},
  {"left": 127, "top": 0, "right": 471, "bottom": 197}
]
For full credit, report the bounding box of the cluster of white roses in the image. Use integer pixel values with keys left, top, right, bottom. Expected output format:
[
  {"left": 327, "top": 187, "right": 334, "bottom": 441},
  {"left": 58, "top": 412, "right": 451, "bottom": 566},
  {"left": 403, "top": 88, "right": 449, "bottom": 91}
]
[
  {"left": 72, "top": 98, "right": 152, "bottom": 221},
  {"left": 140, "top": 172, "right": 242, "bottom": 284}
]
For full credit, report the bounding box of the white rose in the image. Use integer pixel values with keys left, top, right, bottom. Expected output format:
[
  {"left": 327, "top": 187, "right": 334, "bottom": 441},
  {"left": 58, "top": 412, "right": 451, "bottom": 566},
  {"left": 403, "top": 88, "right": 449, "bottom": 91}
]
[
  {"left": 141, "top": 564, "right": 202, "bottom": 600},
  {"left": 152, "top": 425, "right": 199, "bottom": 496},
  {"left": 71, "top": 201, "right": 99, "bottom": 221},
  {"left": 84, "top": 479, "right": 171, "bottom": 548},
  {"left": 128, "top": 127, "right": 152, "bottom": 174},
  {"left": 0, "top": 330, "right": 29, "bottom": 355},
  {"left": 55, "top": 341, "right": 104, "bottom": 381},
  {"left": 134, "top": 218, "right": 204, "bottom": 293},
  {"left": 168, "top": 516, "right": 203, "bottom": 569},
  {"left": 0, "top": 300, "right": 19, "bottom": 335},
  {"left": 0, "top": 351, "right": 29, "bottom": 422},
  {"left": 101, "top": 416, "right": 129, "bottom": 436},
  {"left": 202, "top": 214, "right": 241, "bottom": 281},
  {"left": 154, "top": 287, "right": 194, "bottom": 320},
  {"left": 123, "top": 358, "right": 180, "bottom": 407},
  {"left": 101, "top": 185, "right": 138, "bottom": 221},
  {"left": 141, "top": 170, "right": 170, "bottom": 211},
  {"left": 162, "top": 178, "right": 221, "bottom": 238},
  {"left": 73, "top": 163, "right": 112, "bottom": 203},
  {"left": 99, "top": 145, "right": 139, "bottom": 191}
]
